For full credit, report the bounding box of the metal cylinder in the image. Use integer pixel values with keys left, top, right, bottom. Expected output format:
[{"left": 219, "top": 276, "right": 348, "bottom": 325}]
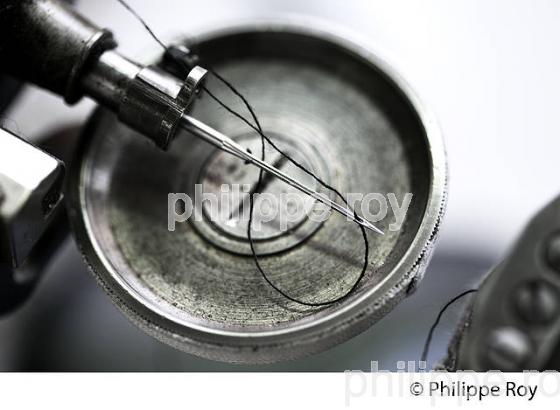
[
  {"left": 0, "top": 0, "right": 205, "bottom": 150},
  {"left": 81, "top": 51, "right": 142, "bottom": 112},
  {"left": 0, "top": 0, "right": 116, "bottom": 103}
]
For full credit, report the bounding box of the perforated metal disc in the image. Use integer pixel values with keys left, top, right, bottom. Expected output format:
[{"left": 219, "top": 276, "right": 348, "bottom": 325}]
[{"left": 68, "top": 22, "right": 446, "bottom": 363}]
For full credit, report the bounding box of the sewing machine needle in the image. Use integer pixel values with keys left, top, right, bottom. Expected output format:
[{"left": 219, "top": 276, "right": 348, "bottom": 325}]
[{"left": 180, "top": 114, "right": 384, "bottom": 235}]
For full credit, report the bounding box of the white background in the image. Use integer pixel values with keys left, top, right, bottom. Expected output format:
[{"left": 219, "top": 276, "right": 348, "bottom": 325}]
[{"left": 1, "top": 372, "right": 559, "bottom": 409}]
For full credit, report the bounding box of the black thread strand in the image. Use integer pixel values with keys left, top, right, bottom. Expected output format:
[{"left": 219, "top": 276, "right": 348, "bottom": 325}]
[
  {"left": 115, "top": 0, "right": 168, "bottom": 50},
  {"left": 420, "top": 289, "right": 478, "bottom": 364},
  {"left": 114, "top": 0, "right": 370, "bottom": 306},
  {"left": 202, "top": 77, "right": 370, "bottom": 306}
]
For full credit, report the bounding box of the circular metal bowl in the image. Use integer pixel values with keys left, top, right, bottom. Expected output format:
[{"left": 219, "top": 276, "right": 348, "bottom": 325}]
[{"left": 68, "top": 22, "right": 446, "bottom": 363}]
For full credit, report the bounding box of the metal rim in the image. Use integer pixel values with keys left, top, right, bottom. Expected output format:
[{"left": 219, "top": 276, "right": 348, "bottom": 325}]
[{"left": 67, "top": 18, "right": 447, "bottom": 363}]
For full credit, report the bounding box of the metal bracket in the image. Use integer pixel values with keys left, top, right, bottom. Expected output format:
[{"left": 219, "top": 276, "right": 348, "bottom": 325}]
[
  {"left": 118, "top": 65, "right": 207, "bottom": 150},
  {"left": 0, "top": 127, "right": 66, "bottom": 314}
]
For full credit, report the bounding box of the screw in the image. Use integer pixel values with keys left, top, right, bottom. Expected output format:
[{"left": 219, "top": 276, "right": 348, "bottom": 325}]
[
  {"left": 514, "top": 280, "right": 560, "bottom": 325},
  {"left": 483, "top": 327, "right": 532, "bottom": 371},
  {"left": 546, "top": 234, "right": 560, "bottom": 273}
]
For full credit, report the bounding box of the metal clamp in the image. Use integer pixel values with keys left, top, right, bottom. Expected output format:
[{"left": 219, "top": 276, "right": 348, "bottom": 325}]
[{"left": 118, "top": 65, "right": 208, "bottom": 150}]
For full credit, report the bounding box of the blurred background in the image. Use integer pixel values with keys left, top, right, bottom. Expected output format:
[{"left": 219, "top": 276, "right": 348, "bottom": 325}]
[{"left": 1, "top": 0, "right": 559, "bottom": 371}]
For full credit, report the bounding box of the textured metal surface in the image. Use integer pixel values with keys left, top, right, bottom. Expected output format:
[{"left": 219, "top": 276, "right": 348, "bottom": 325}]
[
  {"left": 192, "top": 131, "right": 333, "bottom": 255},
  {"left": 68, "top": 23, "right": 446, "bottom": 363}
]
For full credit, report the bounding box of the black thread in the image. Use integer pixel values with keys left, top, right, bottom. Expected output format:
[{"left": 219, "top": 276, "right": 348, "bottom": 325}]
[
  {"left": 115, "top": 0, "right": 168, "bottom": 51},
  {"left": 201, "top": 86, "right": 370, "bottom": 306},
  {"left": 114, "top": 0, "right": 370, "bottom": 306},
  {"left": 113, "top": 1, "right": 483, "bottom": 366},
  {"left": 420, "top": 288, "right": 478, "bottom": 364}
]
